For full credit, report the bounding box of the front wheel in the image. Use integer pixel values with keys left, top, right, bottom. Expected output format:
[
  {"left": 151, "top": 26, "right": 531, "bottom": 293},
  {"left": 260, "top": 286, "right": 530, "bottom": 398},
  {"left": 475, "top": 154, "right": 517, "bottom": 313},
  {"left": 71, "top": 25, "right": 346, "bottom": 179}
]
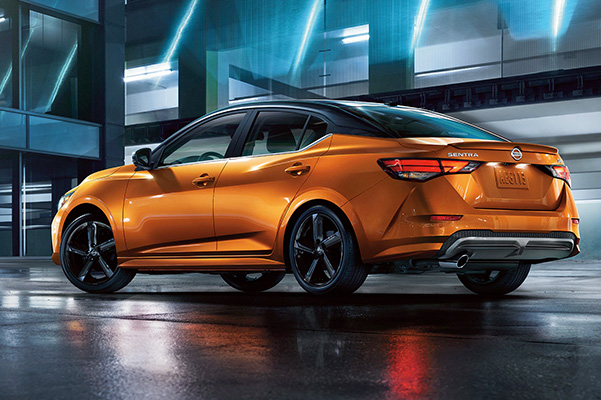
[
  {"left": 457, "top": 264, "right": 531, "bottom": 295},
  {"left": 288, "top": 205, "right": 367, "bottom": 295},
  {"left": 60, "top": 213, "right": 136, "bottom": 293},
  {"left": 221, "top": 272, "right": 286, "bottom": 293}
]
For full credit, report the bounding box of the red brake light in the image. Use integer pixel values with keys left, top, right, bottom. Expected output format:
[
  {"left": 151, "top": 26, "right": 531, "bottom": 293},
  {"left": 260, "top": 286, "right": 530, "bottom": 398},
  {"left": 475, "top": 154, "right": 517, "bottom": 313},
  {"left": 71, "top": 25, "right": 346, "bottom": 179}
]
[
  {"left": 551, "top": 165, "right": 572, "bottom": 188},
  {"left": 571, "top": 218, "right": 579, "bottom": 225},
  {"left": 378, "top": 158, "right": 481, "bottom": 181}
]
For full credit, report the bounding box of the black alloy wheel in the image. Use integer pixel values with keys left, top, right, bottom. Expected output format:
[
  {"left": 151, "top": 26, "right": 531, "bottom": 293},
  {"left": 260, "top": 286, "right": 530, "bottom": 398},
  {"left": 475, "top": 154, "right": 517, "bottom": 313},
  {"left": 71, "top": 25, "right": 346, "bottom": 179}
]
[
  {"left": 289, "top": 205, "right": 367, "bottom": 295},
  {"left": 221, "top": 271, "right": 286, "bottom": 292},
  {"left": 457, "top": 264, "right": 531, "bottom": 295},
  {"left": 60, "top": 213, "right": 136, "bottom": 293}
]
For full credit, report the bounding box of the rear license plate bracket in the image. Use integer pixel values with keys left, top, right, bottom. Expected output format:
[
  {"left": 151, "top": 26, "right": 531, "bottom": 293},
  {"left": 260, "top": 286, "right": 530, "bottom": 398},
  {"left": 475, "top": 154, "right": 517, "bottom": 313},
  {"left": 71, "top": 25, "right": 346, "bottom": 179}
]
[{"left": 495, "top": 168, "right": 529, "bottom": 189}]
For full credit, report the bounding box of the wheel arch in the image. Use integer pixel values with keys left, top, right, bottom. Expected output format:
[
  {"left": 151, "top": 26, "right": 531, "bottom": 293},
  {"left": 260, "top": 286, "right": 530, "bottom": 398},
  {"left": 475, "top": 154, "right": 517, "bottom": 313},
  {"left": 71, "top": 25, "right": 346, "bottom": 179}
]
[
  {"left": 279, "top": 197, "right": 366, "bottom": 271},
  {"left": 57, "top": 197, "right": 126, "bottom": 261},
  {"left": 62, "top": 203, "right": 111, "bottom": 234}
]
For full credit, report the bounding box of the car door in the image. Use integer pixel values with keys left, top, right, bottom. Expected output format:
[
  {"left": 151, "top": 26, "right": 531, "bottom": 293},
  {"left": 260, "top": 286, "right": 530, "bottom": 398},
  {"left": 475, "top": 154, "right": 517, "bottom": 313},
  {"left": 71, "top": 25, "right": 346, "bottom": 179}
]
[
  {"left": 123, "top": 112, "right": 248, "bottom": 257},
  {"left": 213, "top": 110, "right": 331, "bottom": 253}
]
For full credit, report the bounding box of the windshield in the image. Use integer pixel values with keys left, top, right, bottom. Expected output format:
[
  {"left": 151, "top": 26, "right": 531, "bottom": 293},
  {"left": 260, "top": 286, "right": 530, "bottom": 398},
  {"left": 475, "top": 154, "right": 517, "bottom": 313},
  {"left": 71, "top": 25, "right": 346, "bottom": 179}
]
[{"left": 341, "top": 104, "right": 507, "bottom": 142}]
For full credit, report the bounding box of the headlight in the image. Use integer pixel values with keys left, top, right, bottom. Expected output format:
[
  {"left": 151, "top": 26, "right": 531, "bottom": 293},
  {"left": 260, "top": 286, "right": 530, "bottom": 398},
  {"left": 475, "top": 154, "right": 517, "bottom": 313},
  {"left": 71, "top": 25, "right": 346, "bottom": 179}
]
[{"left": 57, "top": 188, "right": 77, "bottom": 210}]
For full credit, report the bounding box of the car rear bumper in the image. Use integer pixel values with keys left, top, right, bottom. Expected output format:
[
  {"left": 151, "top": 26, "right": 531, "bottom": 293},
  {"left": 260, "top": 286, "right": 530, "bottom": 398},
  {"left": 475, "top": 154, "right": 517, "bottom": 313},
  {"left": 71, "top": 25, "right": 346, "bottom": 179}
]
[{"left": 435, "top": 230, "right": 578, "bottom": 262}]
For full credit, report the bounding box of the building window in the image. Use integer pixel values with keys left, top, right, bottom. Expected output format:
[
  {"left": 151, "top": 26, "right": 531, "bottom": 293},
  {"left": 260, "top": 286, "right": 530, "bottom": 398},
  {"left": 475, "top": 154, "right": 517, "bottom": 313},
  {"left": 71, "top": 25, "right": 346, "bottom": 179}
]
[
  {"left": 23, "top": 153, "right": 77, "bottom": 256},
  {"left": 25, "top": 0, "right": 99, "bottom": 22},
  {"left": 0, "top": 151, "right": 12, "bottom": 256},
  {"left": 0, "top": 4, "right": 13, "bottom": 108},
  {"left": 22, "top": 10, "right": 81, "bottom": 119}
]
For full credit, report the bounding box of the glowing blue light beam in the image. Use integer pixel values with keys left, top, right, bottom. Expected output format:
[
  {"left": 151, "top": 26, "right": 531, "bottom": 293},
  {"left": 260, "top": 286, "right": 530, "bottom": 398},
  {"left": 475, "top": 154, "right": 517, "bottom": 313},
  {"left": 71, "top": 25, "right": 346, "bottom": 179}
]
[
  {"left": 290, "top": 0, "right": 322, "bottom": 78},
  {"left": 163, "top": 0, "right": 200, "bottom": 63},
  {"left": 411, "top": 0, "right": 430, "bottom": 51},
  {"left": 552, "top": 0, "right": 566, "bottom": 38},
  {"left": 46, "top": 42, "right": 78, "bottom": 112},
  {"left": 0, "top": 30, "right": 36, "bottom": 96},
  {"left": 0, "top": 65, "right": 12, "bottom": 96}
]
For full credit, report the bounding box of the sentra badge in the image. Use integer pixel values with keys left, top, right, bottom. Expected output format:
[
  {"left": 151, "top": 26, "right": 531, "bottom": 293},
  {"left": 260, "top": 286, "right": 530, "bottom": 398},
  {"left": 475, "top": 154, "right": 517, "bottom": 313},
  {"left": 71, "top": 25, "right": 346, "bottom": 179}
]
[{"left": 447, "top": 152, "right": 479, "bottom": 158}]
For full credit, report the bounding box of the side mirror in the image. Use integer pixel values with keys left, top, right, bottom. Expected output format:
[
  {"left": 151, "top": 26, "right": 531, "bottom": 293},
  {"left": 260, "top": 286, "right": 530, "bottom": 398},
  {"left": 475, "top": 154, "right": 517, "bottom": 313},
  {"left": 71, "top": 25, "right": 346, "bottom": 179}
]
[{"left": 132, "top": 148, "right": 152, "bottom": 170}]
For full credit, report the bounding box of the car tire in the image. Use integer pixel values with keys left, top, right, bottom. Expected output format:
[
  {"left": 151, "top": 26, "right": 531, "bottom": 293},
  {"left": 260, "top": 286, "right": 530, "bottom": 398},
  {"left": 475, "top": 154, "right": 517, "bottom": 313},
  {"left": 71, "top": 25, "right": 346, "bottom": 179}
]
[
  {"left": 288, "top": 205, "right": 368, "bottom": 295},
  {"left": 60, "top": 213, "right": 136, "bottom": 293},
  {"left": 221, "top": 271, "right": 286, "bottom": 292},
  {"left": 457, "top": 264, "right": 531, "bottom": 295}
]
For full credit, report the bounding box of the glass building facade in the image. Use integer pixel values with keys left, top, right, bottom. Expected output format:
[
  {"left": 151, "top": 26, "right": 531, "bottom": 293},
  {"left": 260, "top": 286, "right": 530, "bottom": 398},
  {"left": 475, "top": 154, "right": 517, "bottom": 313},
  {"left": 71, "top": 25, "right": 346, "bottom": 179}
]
[
  {"left": 0, "top": 0, "right": 124, "bottom": 256},
  {"left": 125, "top": 0, "right": 601, "bottom": 124}
]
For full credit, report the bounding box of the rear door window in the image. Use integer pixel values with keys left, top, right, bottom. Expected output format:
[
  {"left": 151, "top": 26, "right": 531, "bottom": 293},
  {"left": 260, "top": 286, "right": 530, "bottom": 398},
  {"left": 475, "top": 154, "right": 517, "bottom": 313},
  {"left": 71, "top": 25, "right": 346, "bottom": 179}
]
[{"left": 242, "top": 111, "right": 309, "bottom": 156}]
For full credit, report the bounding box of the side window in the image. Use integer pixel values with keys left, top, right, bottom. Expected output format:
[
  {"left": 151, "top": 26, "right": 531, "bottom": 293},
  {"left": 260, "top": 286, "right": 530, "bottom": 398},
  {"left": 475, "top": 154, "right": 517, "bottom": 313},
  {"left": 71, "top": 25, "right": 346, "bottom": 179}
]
[
  {"left": 242, "top": 111, "right": 309, "bottom": 156},
  {"left": 298, "top": 116, "right": 328, "bottom": 149},
  {"left": 159, "top": 113, "right": 245, "bottom": 166}
]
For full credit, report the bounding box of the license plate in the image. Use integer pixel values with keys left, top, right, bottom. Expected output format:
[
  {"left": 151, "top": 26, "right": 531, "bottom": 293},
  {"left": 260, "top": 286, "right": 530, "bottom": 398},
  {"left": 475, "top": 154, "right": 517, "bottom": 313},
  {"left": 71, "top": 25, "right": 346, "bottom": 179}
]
[{"left": 495, "top": 168, "right": 529, "bottom": 189}]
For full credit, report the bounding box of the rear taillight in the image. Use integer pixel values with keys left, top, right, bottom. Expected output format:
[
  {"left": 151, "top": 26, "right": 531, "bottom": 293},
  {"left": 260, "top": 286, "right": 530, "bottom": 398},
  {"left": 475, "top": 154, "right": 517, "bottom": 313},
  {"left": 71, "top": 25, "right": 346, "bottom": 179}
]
[
  {"left": 378, "top": 158, "right": 481, "bottom": 181},
  {"left": 543, "top": 165, "right": 572, "bottom": 187}
]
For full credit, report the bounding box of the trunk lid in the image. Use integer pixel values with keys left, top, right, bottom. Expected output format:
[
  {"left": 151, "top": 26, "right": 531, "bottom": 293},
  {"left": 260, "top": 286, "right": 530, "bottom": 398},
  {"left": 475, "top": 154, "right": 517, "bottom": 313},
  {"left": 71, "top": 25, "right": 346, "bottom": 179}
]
[{"left": 398, "top": 138, "right": 565, "bottom": 211}]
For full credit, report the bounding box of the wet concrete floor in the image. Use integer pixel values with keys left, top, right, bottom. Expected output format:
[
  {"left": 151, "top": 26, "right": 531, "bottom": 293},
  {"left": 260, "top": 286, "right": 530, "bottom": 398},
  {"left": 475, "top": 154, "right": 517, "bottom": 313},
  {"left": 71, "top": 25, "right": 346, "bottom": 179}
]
[{"left": 1, "top": 258, "right": 601, "bottom": 399}]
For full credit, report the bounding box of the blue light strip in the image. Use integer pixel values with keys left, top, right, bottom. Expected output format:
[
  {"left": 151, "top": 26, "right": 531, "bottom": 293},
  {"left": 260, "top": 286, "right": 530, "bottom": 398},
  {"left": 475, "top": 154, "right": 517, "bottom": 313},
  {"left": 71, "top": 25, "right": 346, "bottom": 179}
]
[
  {"left": 0, "top": 30, "right": 36, "bottom": 96},
  {"left": 552, "top": 0, "right": 566, "bottom": 38},
  {"left": 290, "top": 0, "right": 322, "bottom": 78},
  {"left": 411, "top": 0, "right": 430, "bottom": 51},
  {"left": 163, "top": 0, "right": 200, "bottom": 63},
  {"left": 0, "top": 65, "right": 12, "bottom": 96},
  {"left": 46, "top": 42, "right": 78, "bottom": 112}
]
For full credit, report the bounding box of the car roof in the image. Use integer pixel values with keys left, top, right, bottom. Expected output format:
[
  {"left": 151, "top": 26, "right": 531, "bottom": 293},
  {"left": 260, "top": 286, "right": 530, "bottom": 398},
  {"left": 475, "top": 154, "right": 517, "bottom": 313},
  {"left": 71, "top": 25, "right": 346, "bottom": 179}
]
[{"left": 218, "top": 99, "right": 390, "bottom": 114}]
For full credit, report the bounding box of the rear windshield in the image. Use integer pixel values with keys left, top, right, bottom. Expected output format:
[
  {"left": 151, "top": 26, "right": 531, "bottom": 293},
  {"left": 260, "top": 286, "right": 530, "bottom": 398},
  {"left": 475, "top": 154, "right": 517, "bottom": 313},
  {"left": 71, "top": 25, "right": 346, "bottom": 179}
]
[{"left": 341, "top": 105, "right": 507, "bottom": 142}]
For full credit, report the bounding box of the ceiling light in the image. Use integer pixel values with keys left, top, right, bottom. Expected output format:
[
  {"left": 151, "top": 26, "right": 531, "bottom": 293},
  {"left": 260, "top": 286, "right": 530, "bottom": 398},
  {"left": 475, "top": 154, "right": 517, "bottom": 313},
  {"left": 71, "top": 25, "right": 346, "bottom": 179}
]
[
  {"left": 552, "top": 0, "right": 566, "bottom": 38},
  {"left": 342, "top": 34, "right": 369, "bottom": 44},
  {"left": 124, "top": 62, "right": 172, "bottom": 83},
  {"left": 411, "top": 0, "right": 431, "bottom": 50}
]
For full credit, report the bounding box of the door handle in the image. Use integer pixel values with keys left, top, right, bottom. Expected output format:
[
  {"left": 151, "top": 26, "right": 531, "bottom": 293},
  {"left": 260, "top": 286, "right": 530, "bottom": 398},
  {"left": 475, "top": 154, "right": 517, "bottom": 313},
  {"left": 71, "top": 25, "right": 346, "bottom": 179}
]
[
  {"left": 285, "top": 164, "right": 311, "bottom": 176},
  {"left": 192, "top": 174, "right": 215, "bottom": 187}
]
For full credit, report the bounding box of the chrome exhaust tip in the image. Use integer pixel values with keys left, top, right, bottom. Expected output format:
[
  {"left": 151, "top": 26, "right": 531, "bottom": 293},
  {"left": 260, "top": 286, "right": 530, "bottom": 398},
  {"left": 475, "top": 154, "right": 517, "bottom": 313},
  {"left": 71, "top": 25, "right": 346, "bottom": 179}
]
[
  {"left": 438, "top": 254, "right": 470, "bottom": 269},
  {"left": 456, "top": 254, "right": 469, "bottom": 269}
]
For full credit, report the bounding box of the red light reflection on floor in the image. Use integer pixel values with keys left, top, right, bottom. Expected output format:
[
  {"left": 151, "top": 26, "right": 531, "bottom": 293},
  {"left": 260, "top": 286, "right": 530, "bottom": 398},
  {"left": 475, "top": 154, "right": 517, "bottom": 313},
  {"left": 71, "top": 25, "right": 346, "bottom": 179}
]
[{"left": 387, "top": 332, "right": 432, "bottom": 399}]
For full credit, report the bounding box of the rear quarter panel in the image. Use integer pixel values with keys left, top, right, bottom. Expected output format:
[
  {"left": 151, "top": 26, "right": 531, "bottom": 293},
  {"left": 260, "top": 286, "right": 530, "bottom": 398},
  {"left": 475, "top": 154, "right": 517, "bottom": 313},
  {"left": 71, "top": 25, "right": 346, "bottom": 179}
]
[{"left": 273, "top": 134, "right": 413, "bottom": 263}]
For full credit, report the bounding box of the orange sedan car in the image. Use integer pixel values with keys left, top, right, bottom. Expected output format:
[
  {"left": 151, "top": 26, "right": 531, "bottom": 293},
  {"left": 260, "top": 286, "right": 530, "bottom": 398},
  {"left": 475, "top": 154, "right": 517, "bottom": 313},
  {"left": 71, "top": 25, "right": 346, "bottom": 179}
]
[{"left": 51, "top": 100, "right": 580, "bottom": 295}]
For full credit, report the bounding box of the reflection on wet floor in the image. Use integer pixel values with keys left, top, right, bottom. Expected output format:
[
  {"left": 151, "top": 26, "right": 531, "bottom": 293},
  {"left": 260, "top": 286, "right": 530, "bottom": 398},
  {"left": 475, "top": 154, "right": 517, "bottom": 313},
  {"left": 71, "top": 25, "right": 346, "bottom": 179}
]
[{"left": 1, "top": 259, "right": 601, "bottom": 399}]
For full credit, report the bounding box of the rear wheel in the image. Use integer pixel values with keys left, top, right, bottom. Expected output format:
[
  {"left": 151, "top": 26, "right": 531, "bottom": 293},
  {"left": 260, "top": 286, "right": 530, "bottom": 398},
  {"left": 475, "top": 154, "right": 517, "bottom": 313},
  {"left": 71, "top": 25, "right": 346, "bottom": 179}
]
[
  {"left": 288, "top": 205, "right": 367, "bottom": 295},
  {"left": 60, "top": 213, "right": 136, "bottom": 293},
  {"left": 221, "top": 272, "right": 286, "bottom": 293},
  {"left": 457, "top": 264, "right": 531, "bottom": 295}
]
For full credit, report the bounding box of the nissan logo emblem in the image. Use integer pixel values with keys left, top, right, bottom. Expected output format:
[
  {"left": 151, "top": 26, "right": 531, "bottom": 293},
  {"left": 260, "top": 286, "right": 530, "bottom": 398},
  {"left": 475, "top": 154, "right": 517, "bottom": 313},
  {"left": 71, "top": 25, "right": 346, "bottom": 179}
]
[{"left": 511, "top": 147, "right": 522, "bottom": 161}]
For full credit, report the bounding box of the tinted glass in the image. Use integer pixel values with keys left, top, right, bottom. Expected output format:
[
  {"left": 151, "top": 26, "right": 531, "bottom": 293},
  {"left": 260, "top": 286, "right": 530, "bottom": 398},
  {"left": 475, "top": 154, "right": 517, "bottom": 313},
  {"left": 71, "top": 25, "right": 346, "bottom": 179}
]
[
  {"left": 29, "top": 116, "right": 100, "bottom": 158},
  {"left": 342, "top": 105, "right": 506, "bottom": 141},
  {"left": 22, "top": 11, "right": 81, "bottom": 119},
  {"left": 0, "top": 111, "right": 26, "bottom": 149},
  {"left": 24, "top": 153, "right": 77, "bottom": 256},
  {"left": 0, "top": 5, "right": 12, "bottom": 108},
  {"left": 243, "top": 111, "right": 309, "bottom": 156},
  {"left": 160, "top": 113, "right": 244, "bottom": 166},
  {"left": 0, "top": 151, "right": 11, "bottom": 256},
  {"left": 298, "top": 116, "right": 328, "bottom": 149},
  {"left": 26, "top": 0, "right": 98, "bottom": 21}
]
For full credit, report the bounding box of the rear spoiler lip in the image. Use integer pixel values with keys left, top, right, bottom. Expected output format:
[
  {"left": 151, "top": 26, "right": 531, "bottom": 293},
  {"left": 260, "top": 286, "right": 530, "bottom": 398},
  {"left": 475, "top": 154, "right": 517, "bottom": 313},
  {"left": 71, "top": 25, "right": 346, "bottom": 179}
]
[{"left": 450, "top": 141, "right": 558, "bottom": 155}]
